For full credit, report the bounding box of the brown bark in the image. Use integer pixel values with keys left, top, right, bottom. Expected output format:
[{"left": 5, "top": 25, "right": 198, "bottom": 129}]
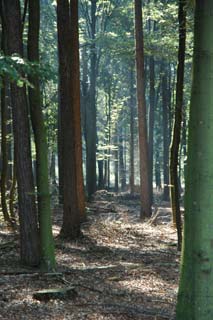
[
  {"left": 134, "top": 0, "right": 151, "bottom": 218},
  {"left": 162, "top": 66, "right": 170, "bottom": 201},
  {"left": 98, "top": 160, "right": 104, "bottom": 189},
  {"left": 0, "top": 19, "right": 11, "bottom": 224},
  {"left": 85, "top": 0, "right": 97, "bottom": 199},
  {"left": 70, "top": 0, "right": 86, "bottom": 222},
  {"left": 2, "top": 0, "right": 40, "bottom": 266},
  {"left": 129, "top": 68, "right": 135, "bottom": 194},
  {"left": 170, "top": 0, "right": 186, "bottom": 251},
  {"left": 119, "top": 126, "right": 126, "bottom": 191},
  {"left": 114, "top": 127, "right": 119, "bottom": 193},
  {"left": 148, "top": 55, "right": 155, "bottom": 204},
  {"left": 57, "top": 0, "right": 83, "bottom": 238},
  {"left": 28, "top": 0, "right": 55, "bottom": 269}
]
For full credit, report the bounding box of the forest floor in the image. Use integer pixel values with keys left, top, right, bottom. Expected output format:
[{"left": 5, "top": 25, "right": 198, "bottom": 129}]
[{"left": 0, "top": 191, "right": 181, "bottom": 320}]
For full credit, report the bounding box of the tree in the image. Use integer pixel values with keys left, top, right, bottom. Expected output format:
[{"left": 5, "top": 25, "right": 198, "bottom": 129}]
[
  {"left": 129, "top": 66, "right": 135, "bottom": 194},
  {"left": 84, "top": 0, "right": 98, "bottom": 199},
  {"left": 148, "top": 54, "right": 155, "bottom": 203},
  {"left": 2, "top": 0, "right": 40, "bottom": 266},
  {"left": 162, "top": 64, "right": 170, "bottom": 201},
  {"left": 28, "top": 0, "right": 55, "bottom": 270},
  {"left": 0, "top": 15, "right": 11, "bottom": 225},
  {"left": 70, "top": 0, "right": 86, "bottom": 222},
  {"left": 134, "top": 0, "right": 151, "bottom": 218},
  {"left": 170, "top": 0, "right": 186, "bottom": 251},
  {"left": 176, "top": 1, "right": 213, "bottom": 318},
  {"left": 57, "top": 0, "right": 84, "bottom": 238}
]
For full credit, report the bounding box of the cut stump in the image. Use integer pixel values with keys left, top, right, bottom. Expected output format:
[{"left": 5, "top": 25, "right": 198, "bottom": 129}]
[{"left": 33, "top": 287, "right": 77, "bottom": 301}]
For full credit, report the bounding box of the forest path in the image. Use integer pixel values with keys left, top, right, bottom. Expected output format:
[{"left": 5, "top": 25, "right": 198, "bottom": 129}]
[{"left": 0, "top": 191, "right": 179, "bottom": 319}]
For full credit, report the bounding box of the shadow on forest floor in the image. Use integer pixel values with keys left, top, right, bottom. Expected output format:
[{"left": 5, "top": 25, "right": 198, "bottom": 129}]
[{"left": 0, "top": 191, "right": 179, "bottom": 320}]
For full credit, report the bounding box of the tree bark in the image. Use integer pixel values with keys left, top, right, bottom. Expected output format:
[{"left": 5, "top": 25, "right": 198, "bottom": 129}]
[
  {"left": 149, "top": 55, "right": 155, "bottom": 204},
  {"left": 162, "top": 66, "right": 170, "bottom": 201},
  {"left": 114, "top": 127, "right": 119, "bottom": 193},
  {"left": 28, "top": 0, "right": 55, "bottom": 270},
  {"left": 129, "top": 68, "right": 135, "bottom": 194},
  {"left": 134, "top": 0, "right": 151, "bottom": 218},
  {"left": 170, "top": 0, "right": 186, "bottom": 251},
  {"left": 2, "top": 0, "right": 40, "bottom": 266},
  {"left": 85, "top": 0, "right": 97, "bottom": 199},
  {"left": 70, "top": 0, "right": 86, "bottom": 222},
  {"left": 57, "top": 0, "right": 82, "bottom": 238},
  {"left": 0, "top": 20, "right": 11, "bottom": 224},
  {"left": 119, "top": 126, "right": 126, "bottom": 191},
  {"left": 97, "top": 159, "right": 104, "bottom": 189},
  {"left": 0, "top": 77, "right": 11, "bottom": 224},
  {"left": 176, "top": 1, "right": 213, "bottom": 318}
]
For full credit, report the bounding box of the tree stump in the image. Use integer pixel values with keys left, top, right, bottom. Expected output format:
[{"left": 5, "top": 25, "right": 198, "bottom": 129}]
[{"left": 33, "top": 287, "right": 77, "bottom": 301}]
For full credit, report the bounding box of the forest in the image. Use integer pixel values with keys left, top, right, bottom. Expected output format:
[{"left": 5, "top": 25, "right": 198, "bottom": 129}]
[{"left": 0, "top": 0, "right": 212, "bottom": 319}]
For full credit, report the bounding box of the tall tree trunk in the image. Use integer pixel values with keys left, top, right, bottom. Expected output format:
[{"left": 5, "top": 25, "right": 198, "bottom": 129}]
[
  {"left": 7, "top": 105, "right": 13, "bottom": 188},
  {"left": 162, "top": 66, "right": 170, "bottom": 201},
  {"left": 9, "top": 152, "right": 17, "bottom": 220},
  {"left": 134, "top": 0, "right": 151, "bottom": 218},
  {"left": 170, "top": 0, "right": 186, "bottom": 251},
  {"left": 176, "top": 1, "right": 213, "bottom": 318},
  {"left": 2, "top": 0, "right": 40, "bottom": 266},
  {"left": 149, "top": 55, "right": 155, "bottom": 204},
  {"left": 97, "top": 159, "right": 104, "bottom": 189},
  {"left": 114, "top": 128, "right": 119, "bottom": 193},
  {"left": 50, "top": 152, "right": 56, "bottom": 183},
  {"left": 70, "top": 0, "right": 85, "bottom": 222},
  {"left": 28, "top": 0, "right": 55, "bottom": 270},
  {"left": 129, "top": 68, "right": 135, "bottom": 194},
  {"left": 85, "top": 0, "right": 97, "bottom": 199},
  {"left": 107, "top": 89, "right": 111, "bottom": 190},
  {"left": 119, "top": 126, "right": 126, "bottom": 191},
  {"left": 0, "top": 20, "right": 11, "bottom": 224},
  {"left": 104, "top": 156, "right": 108, "bottom": 188},
  {"left": 155, "top": 149, "right": 162, "bottom": 191},
  {"left": 57, "top": 0, "right": 82, "bottom": 238},
  {"left": 0, "top": 77, "right": 11, "bottom": 224}
]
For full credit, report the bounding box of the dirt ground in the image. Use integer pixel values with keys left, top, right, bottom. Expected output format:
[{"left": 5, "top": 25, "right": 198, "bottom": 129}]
[{"left": 0, "top": 191, "right": 180, "bottom": 320}]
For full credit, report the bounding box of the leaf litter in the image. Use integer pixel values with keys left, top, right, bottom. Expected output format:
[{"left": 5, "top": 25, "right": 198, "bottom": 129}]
[{"left": 0, "top": 191, "right": 180, "bottom": 319}]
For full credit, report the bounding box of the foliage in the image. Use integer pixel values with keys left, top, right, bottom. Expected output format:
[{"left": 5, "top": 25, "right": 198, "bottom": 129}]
[{"left": 0, "top": 53, "right": 56, "bottom": 87}]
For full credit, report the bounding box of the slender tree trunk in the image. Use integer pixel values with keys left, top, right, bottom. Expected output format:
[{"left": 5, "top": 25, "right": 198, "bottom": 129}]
[
  {"left": 162, "top": 66, "right": 170, "bottom": 201},
  {"left": 107, "top": 89, "right": 111, "bottom": 190},
  {"left": 2, "top": 0, "right": 40, "bottom": 266},
  {"left": 129, "top": 68, "right": 135, "bottom": 194},
  {"left": 7, "top": 105, "right": 13, "bottom": 188},
  {"left": 28, "top": 0, "right": 55, "bottom": 270},
  {"left": 81, "top": 45, "right": 89, "bottom": 193},
  {"left": 124, "top": 126, "right": 127, "bottom": 181},
  {"left": 119, "top": 126, "right": 126, "bottom": 191},
  {"left": 170, "top": 0, "right": 186, "bottom": 251},
  {"left": 104, "top": 156, "right": 108, "bottom": 188},
  {"left": 147, "top": 0, "right": 156, "bottom": 201},
  {"left": 134, "top": 0, "right": 151, "bottom": 218},
  {"left": 149, "top": 55, "right": 155, "bottom": 204},
  {"left": 70, "top": 0, "right": 85, "bottom": 222},
  {"left": 155, "top": 149, "right": 162, "bottom": 191},
  {"left": 176, "top": 1, "right": 213, "bottom": 318},
  {"left": 9, "top": 152, "right": 17, "bottom": 220},
  {"left": 97, "top": 160, "right": 104, "bottom": 189},
  {"left": 85, "top": 0, "right": 97, "bottom": 199},
  {"left": 0, "top": 22, "right": 11, "bottom": 224},
  {"left": 0, "top": 77, "right": 11, "bottom": 224},
  {"left": 114, "top": 128, "right": 119, "bottom": 193},
  {"left": 50, "top": 152, "right": 56, "bottom": 183}
]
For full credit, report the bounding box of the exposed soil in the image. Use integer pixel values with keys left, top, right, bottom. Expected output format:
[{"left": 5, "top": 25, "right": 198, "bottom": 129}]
[{"left": 0, "top": 191, "right": 180, "bottom": 319}]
